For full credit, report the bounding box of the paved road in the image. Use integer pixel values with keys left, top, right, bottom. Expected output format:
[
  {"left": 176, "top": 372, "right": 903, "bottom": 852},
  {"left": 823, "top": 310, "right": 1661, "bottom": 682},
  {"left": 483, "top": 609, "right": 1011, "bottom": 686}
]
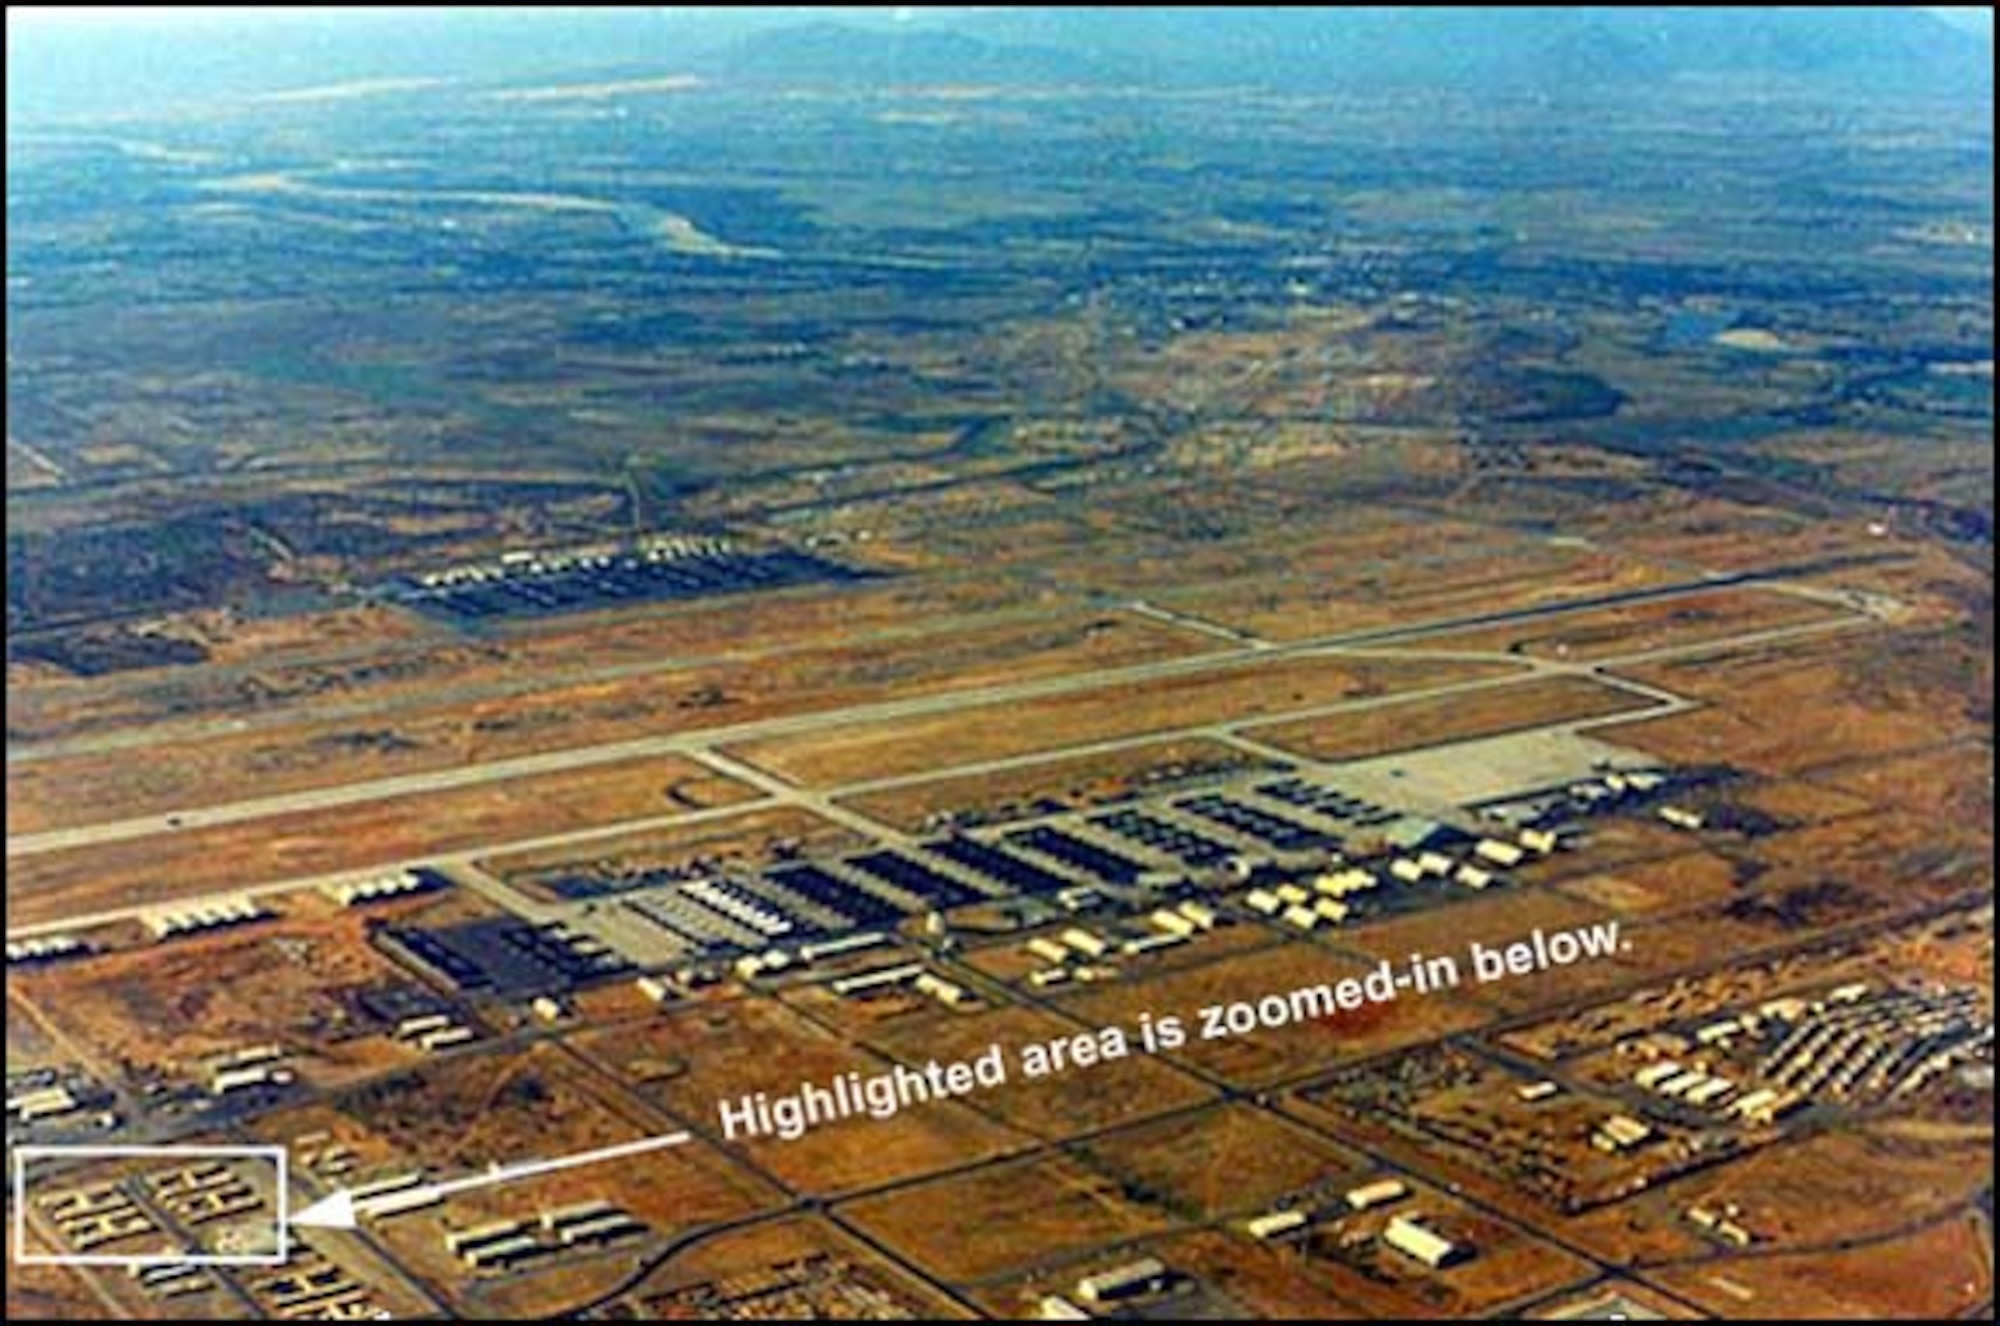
[
  {"left": 7, "top": 569, "right": 1855, "bottom": 862},
  {"left": 2, "top": 617, "right": 1877, "bottom": 941}
]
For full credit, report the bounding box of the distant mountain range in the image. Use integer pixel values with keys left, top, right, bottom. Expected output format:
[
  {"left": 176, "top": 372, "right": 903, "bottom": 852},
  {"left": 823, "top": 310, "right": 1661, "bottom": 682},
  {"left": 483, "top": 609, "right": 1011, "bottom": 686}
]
[
  {"left": 8, "top": 6, "right": 1991, "bottom": 123},
  {"left": 955, "top": 6, "right": 1995, "bottom": 95},
  {"left": 688, "top": 20, "right": 1121, "bottom": 89}
]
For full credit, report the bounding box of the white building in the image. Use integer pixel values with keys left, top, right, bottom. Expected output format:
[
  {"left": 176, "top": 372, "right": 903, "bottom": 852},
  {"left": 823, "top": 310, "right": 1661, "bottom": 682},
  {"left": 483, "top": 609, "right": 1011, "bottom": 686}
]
[{"left": 1384, "top": 1214, "right": 1469, "bottom": 1268}]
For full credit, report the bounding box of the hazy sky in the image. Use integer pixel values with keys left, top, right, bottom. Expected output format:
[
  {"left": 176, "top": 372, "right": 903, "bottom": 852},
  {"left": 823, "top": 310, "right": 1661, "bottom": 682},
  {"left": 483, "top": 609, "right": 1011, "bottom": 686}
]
[
  {"left": 9, "top": 4, "right": 1992, "bottom": 26},
  {"left": 9, "top": 6, "right": 455, "bottom": 23},
  {"left": 3, "top": 5, "right": 934, "bottom": 28}
]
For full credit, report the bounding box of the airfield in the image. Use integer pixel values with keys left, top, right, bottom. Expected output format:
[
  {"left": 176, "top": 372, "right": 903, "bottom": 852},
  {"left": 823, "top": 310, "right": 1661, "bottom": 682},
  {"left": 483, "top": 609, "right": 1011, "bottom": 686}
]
[
  {"left": 6, "top": 24, "right": 1993, "bottom": 1320},
  {"left": 8, "top": 493, "right": 1992, "bottom": 1320}
]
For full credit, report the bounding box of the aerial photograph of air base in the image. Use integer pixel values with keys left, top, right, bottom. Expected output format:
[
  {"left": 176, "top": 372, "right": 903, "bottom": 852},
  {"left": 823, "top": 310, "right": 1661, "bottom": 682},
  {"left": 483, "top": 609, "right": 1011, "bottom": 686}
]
[{"left": 4, "top": 6, "right": 1992, "bottom": 1321}]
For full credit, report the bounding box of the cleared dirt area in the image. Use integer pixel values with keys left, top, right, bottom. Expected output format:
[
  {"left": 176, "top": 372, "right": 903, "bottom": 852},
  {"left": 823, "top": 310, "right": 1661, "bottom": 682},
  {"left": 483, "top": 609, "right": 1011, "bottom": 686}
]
[
  {"left": 1554, "top": 848, "right": 1751, "bottom": 917},
  {"left": 4, "top": 1242, "right": 118, "bottom": 1324},
  {"left": 1073, "top": 1104, "right": 1364, "bottom": 1221},
  {"left": 729, "top": 655, "right": 1516, "bottom": 788},
  {"left": 6, "top": 754, "right": 754, "bottom": 927},
  {"left": 621, "top": 1214, "right": 973, "bottom": 1320},
  {"left": 1244, "top": 674, "right": 1660, "bottom": 763},
  {"left": 839, "top": 1152, "right": 1178, "bottom": 1284},
  {"left": 8, "top": 900, "right": 458, "bottom": 1087}
]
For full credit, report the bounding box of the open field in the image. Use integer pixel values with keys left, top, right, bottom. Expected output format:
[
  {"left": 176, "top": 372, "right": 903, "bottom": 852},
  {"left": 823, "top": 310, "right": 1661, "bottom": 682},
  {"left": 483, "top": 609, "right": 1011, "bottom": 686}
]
[
  {"left": 1561, "top": 1123, "right": 1995, "bottom": 1269},
  {"left": 1334, "top": 887, "right": 1624, "bottom": 977},
  {"left": 1160, "top": 550, "right": 1680, "bottom": 646},
  {"left": 1648, "top": 1210, "right": 1991, "bottom": 1319},
  {"left": 1128, "top": 514, "right": 1680, "bottom": 644},
  {"left": 854, "top": 1002, "right": 1220, "bottom": 1140},
  {"left": 571, "top": 995, "right": 1032, "bottom": 1194},
  {"left": 728, "top": 654, "right": 1517, "bottom": 788},
  {"left": 1599, "top": 626, "right": 1988, "bottom": 777},
  {"left": 1244, "top": 675, "right": 1662, "bottom": 763}
]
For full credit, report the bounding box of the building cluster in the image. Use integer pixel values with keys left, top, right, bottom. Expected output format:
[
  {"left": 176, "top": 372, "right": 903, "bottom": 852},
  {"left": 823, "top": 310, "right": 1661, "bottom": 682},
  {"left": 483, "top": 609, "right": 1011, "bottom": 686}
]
[
  {"left": 1022, "top": 901, "right": 1220, "bottom": 986},
  {"left": 1245, "top": 1209, "right": 1309, "bottom": 1239},
  {"left": 729, "top": 930, "right": 893, "bottom": 983},
  {"left": 294, "top": 1131, "right": 361, "bottom": 1181},
  {"left": 414, "top": 538, "right": 644, "bottom": 588},
  {"left": 322, "top": 868, "right": 440, "bottom": 908},
  {"left": 1245, "top": 879, "right": 1355, "bottom": 930},
  {"left": 1611, "top": 977, "right": 1991, "bottom": 1131},
  {"left": 822, "top": 960, "right": 979, "bottom": 1010},
  {"left": 1383, "top": 1213, "right": 1471, "bottom": 1269},
  {"left": 1657, "top": 805, "right": 1706, "bottom": 832},
  {"left": 5, "top": 934, "right": 90, "bottom": 966},
  {"left": 1039, "top": 1255, "right": 1175, "bottom": 1318},
  {"left": 142, "top": 895, "right": 271, "bottom": 941},
  {"left": 1480, "top": 765, "right": 1674, "bottom": 829},
  {"left": 37, "top": 1182, "right": 158, "bottom": 1252},
  {"left": 126, "top": 1259, "right": 213, "bottom": 1301},
  {"left": 1630, "top": 1058, "right": 1745, "bottom": 1113},
  {"left": 1684, "top": 1201, "right": 1758, "bottom": 1248},
  {"left": 392, "top": 1012, "right": 476, "bottom": 1054},
  {"left": 148, "top": 1159, "right": 264, "bottom": 1227},
  {"left": 1757, "top": 980, "right": 1991, "bottom": 1104},
  {"left": 1346, "top": 1177, "right": 1411, "bottom": 1211},
  {"left": 1239, "top": 1177, "right": 1408, "bottom": 1243},
  {"left": 1590, "top": 1113, "right": 1655, "bottom": 1153},
  {"left": 1238, "top": 823, "right": 1563, "bottom": 933},
  {"left": 206, "top": 1043, "right": 296, "bottom": 1097},
  {"left": 7, "top": 1067, "right": 110, "bottom": 1130},
  {"left": 242, "top": 1240, "right": 385, "bottom": 1319},
  {"left": 344, "top": 1170, "right": 441, "bottom": 1222},
  {"left": 1236, "top": 1176, "right": 1476, "bottom": 1275},
  {"left": 442, "top": 1201, "right": 648, "bottom": 1271},
  {"left": 9, "top": 1081, "right": 83, "bottom": 1125}
]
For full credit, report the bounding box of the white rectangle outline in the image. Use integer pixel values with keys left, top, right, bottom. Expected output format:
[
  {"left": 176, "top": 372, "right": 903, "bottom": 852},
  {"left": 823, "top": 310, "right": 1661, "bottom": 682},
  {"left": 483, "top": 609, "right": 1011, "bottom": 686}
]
[{"left": 13, "top": 1144, "right": 289, "bottom": 1267}]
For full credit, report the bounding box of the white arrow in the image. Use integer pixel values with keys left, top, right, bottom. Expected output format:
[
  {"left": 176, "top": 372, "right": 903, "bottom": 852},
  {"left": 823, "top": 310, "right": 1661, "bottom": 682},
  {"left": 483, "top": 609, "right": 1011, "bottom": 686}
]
[{"left": 291, "top": 1130, "right": 693, "bottom": 1230}]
